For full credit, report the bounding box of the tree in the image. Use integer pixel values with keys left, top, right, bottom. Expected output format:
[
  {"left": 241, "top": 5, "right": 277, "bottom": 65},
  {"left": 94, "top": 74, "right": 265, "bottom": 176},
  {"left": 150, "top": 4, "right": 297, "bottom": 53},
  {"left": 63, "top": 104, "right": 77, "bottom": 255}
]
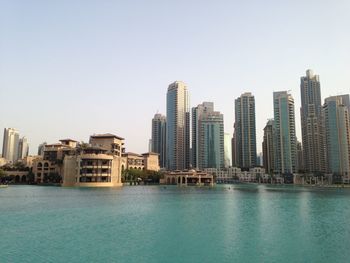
[
  {"left": 43, "top": 172, "right": 62, "bottom": 184},
  {"left": 0, "top": 169, "right": 5, "bottom": 183}
]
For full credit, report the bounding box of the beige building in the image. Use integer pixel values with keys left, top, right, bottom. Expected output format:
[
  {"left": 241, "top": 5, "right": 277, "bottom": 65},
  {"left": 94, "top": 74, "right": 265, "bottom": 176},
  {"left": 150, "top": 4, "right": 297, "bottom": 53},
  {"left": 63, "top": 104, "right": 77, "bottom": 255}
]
[
  {"left": 121, "top": 152, "right": 160, "bottom": 171},
  {"left": 0, "top": 157, "right": 7, "bottom": 167},
  {"left": 33, "top": 134, "right": 125, "bottom": 187},
  {"left": 62, "top": 147, "right": 123, "bottom": 187},
  {"left": 205, "top": 167, "right": 267, "bottom": 183},
  {"left": 32, "top": 139, "right": 77, "bottom": 183},
  {"left": 3, "top": 171, "right": 29, "bottom": 183},
  {"left": 89, "top": 134, "right": 124, "bottom": 156},
  {"left": 18, "top": 155, "right": 38, "bottom": 168},
  {"left": 162, "top": 170, "right": 214, "bottom": 186}
]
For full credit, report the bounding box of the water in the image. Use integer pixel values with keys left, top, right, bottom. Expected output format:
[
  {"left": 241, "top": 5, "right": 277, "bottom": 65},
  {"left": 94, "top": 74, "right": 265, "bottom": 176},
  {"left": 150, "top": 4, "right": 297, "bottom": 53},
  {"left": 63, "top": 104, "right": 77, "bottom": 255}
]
[{"left": 1, "top": 185, "right": 350, "bottom": 263}]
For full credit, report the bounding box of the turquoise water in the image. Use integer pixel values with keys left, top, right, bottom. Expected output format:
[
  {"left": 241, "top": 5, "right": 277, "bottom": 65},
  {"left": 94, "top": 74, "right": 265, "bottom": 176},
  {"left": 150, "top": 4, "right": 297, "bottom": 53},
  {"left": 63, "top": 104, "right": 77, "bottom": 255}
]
[{"left": 1, "top": 185, "right": 350, "bottom": 263}]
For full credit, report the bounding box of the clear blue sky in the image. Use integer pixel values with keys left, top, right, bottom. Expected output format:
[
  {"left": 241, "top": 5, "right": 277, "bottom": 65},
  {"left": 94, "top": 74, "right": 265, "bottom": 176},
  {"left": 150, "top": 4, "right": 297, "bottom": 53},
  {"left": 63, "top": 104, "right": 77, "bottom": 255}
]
[{"left": 1, "top": 0, "right": 349, "bottom": 155}]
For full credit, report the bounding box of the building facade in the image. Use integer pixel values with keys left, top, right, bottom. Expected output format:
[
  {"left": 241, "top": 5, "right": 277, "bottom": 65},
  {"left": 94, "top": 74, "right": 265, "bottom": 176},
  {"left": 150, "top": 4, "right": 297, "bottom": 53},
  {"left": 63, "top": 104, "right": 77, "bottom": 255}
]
[
  {"left": 18, "top": 136, "right": 29, "bottom": 160},
  {"left": 296, "top": 141, "right": 304, "bottom": 172},
  {"left": 192, "top": 102, "right": 214, "bottom": 169},
  {"left": 38, "top": 142, "right": 47, "bottom": 156},
  {"left": 323, "top": 95, "right": 350, "bottom": 178},
  {"left": 2, "top": 128, "right": 19, "bottom": 163},
  {"left": 192, "top": 102, "right": 224, "bottom": 170},
  {"left": 300, "top": 69, "right": 325, "bottom": 174},
  {"left": 234, "top": 93, "right": 257, "bottom": 168},
  {"left": 33, "top": 134, "right": 125, "bottom": 187},
  {"left": 63, "top": 147, "right": 123, "bottom": 187},
  {"left": 200, "top": 111, "right": 225, "bottom": 169},
  {"left": 151, "top": 113, "right": 166, "bottom": 168},
  {"left": 262, "top": 119, "right": 274, "bottom": 174},
  {"left": 121, "top": 152, "right": 160, "bottom": 172},
  {"left": 166, "top": 81, "right": 190, "bottom": 171},
  {"left": 273, "top": 91, "right": 297, "bottom": 174},
  {"left": 224, "top": 133, "right": 232, "bottom": 168}
]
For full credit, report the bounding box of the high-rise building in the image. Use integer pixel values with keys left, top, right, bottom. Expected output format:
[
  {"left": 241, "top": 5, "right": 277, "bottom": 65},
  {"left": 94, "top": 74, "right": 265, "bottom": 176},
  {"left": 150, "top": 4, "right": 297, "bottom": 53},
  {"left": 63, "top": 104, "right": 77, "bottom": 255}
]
[
  {"left": 234, "top": 92, "right": 257, "bottom": 168},
  {"left": 257, "top": 152, "right": 263, "bottom": 166},
  {"left": 38, "top": 142, "right": 47, "bottom": 156},
  {"left": 151, "top": 113, "right": 167, "bottom": 168},
  {"left": 300, "top": 69, "right": 325, "bottom": 174},
  {"left": 323, "top": 95, "right": 350, "bottom": 177},
  {"left": 296, "top": 141, "right": 304, "bottom": 172},
  {"left": 192, "top": 102, "right": 224, "bottom": 169},
  {"left": 18, "top": 136, "right": 29, "bottom": 160},
  {"left": 2, "top": 128, "right": 20, "bottom": 163},
  {"left": 192, "top": 102, "right": 214, "bottom": 169},
  {"left": 273, "top": 91, "right": 297, "bottom": 174},
  {"left": 262, "top": 119, "right": 274, "bottom": 174},
  {"left": 231, "top": 132, "right": 237, "bottom": 167},
  {"left": 224, "top": 133, "right": 232, "bottom": 168},
  {"left": 166, "top": 81, "right": 190, "bottom": 171}
]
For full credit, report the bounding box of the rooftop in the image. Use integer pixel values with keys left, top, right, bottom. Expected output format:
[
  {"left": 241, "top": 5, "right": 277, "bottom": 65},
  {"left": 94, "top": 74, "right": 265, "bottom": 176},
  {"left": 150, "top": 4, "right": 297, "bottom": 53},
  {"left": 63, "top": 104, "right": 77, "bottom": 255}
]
[
  {"left": 59, "top": 139, "right": 77, "bottom": 142},
  {"left": 123, "top": 152, "right": 143, "bottom": 157},
  {"left": 142, "top": 152, "right": 159, "bottom": 156},
  {"left": 90, "top": 133, "right": 124, "bottom": 140}
]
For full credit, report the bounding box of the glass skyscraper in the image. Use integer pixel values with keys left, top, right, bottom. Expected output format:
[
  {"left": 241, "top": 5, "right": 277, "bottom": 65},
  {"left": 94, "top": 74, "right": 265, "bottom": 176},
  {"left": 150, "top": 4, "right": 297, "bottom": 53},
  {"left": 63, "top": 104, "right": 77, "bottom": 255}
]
[
  {"left": 234, "top": 92, "right": 257, "bottom": 168},
  {"left": 273, "top": 91, "right": 297, "bottom": 174},
  {"left": 2, "top": 128, "right": 20, "bottom": 163},
  {"left": 166, "top": 81, "right": 190, "bottom": 171},
  {"left": 192, "top": 102, "right": 224, "bottom": 169},
  {"left": 323, "top": 95, "right": 350, "bottom": 177},
  {"left": 262, "top": 119, "right": 274, "bottom": 174},
  {"left": 151, "top": 113, "right": 166, "bottom": 168}
]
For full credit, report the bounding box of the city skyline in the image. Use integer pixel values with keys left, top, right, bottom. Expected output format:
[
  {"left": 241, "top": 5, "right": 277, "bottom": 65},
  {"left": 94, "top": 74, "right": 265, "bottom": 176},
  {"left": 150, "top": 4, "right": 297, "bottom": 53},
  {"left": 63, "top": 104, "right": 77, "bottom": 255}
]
[{"left": 1, "top": 1, "right": 350, "bottom": 155}]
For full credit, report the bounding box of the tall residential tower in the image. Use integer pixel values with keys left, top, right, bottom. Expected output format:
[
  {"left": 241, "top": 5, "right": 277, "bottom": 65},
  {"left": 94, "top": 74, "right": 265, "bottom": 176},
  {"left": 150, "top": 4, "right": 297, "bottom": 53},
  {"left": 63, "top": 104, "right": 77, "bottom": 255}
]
[
  {"left": 300, "top": 69, "right": 325, "bottom": 174},
  {"left": 192, "top": 102, "right": 224, "bottom": 169},
  {"left": 2, "top": 128, "right": 20, "bottom": 163},
  {"left": 18, "top": 136, "right": 29, "bottom": 160},
  {"left": 262, "top": 119, "right": 274, "bottom": 174},
  {"left": 151, "top": 113, "right": 166, "bottom": 168},
  {"left": 234, "top": 92, "right": 257, "bottom": 168},
  {"left": 273, "top": 91, "right": 297, "bottom": 174},
  {"left": 323, "top": 95, "right": 350, "bottom": 178},
  {"left": 166, "top": 81, "right": 190, "bottom": 171}
]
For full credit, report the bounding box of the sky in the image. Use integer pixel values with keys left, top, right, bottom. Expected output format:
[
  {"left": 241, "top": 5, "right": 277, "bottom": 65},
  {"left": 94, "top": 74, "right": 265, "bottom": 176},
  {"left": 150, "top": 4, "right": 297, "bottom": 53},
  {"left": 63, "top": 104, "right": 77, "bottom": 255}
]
[{"left": 1, "top": 0, "right": 349, "bottom": 155}]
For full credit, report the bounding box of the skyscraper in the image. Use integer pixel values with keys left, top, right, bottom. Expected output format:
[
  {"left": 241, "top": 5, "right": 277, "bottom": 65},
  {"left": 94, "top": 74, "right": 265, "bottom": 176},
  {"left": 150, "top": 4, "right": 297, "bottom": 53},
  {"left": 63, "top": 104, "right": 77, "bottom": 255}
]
[
  {"left": 2, "top": 128, "right": 20, "bottom": 163},
  {"left": 273, "top": 91, "right": 297, "bottom": 174},
  {"left": 224, "top": 133, "right": 232, "bottom": 168},
  {"left": 151, "top": 113, "right": 166, "bottom": 168},
  {"left": 234, "top": 92, "right": 257, "bottom": 168},
  {"left": 262, "top": 119, "right": 274, "bottom": 174},
  {"left": 192, "top": 102, "right": 214, "bottom": 169},
  {"left": 323, "top": 95, "right": 350, "bottom": 177},
  {"left": 192, "top": 102, "right": 224, "bottom": 169},
  {"left": 231, "top": 132, "right": 237, "bottom": 167},
  {"left": 300, "top": 69, "right": 325, "bottom": 174},
  {"left": 296, "top": 141, "right": 304, "bottom": 173},
  {"left": 166, "top": 81, "right": 190, "bottom": 171},
  {"left": 38, "top": 142, "right": 47, "bottom": 156},
  {"left": 18, "top": 136, "right": 29, "bottom": 160}
]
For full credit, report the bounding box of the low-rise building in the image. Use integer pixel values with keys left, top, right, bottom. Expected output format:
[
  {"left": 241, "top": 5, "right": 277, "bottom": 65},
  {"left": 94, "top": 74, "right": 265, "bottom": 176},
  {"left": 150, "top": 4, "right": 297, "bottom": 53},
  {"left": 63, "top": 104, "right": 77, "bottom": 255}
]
[
  {"left": 62, "top": 146, "right": 122, "bottom": 187},
  {"left": 205, "top": 167, "right": 268, "bottom": 183},
  {"left": 162, "top": 170, "right": 214, "bottom": 186},
  {"left": 33, "top": 134, "right": 125, "bottom": 187},
  {"left": 18, "top": 155, "right": 38, "bottom": 168},
  {"left": 121, "top": 152, "right": 160, "bottom": 171}
]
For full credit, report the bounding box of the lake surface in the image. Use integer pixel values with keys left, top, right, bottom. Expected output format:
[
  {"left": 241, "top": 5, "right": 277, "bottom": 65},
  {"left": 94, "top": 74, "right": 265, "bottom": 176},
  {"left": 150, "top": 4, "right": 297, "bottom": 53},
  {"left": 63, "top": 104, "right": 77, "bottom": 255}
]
[{"left": 1, "top": 184, "right": 350, "bottom": 263}]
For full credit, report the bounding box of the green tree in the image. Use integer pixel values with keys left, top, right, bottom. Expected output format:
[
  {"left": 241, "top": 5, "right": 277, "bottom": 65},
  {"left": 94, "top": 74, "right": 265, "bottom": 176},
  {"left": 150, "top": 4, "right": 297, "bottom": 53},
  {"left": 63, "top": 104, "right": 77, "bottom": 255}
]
[{"left": 43, "top": 172, "right": 62, "bottom": 184}]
